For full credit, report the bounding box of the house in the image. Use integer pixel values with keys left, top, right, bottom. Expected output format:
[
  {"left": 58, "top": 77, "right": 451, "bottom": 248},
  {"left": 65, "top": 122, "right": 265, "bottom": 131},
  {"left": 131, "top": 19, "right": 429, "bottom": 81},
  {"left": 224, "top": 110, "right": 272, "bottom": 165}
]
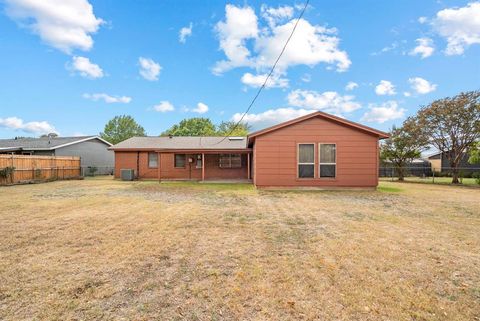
[
  {"left": 0, "top": 136, "right": 114, "bottom": 175},
  {"left": 110, "top": 111, "right": 389, "bottom": 188},
  {"left": 427, "top": 150, "right": 479, "bottom": 175}
]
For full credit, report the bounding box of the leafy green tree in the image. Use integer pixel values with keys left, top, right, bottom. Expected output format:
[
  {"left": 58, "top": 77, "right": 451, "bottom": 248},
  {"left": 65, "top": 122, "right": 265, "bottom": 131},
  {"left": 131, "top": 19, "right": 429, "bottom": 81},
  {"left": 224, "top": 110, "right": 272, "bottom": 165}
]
[
  {"left": 380, "top": 118, "right": 429, "bottom": 181},
  {"left": 414, "top": 90, "right": 480, "bottom": 184},
  {"left": 468, "top": 142, "right": 480, "bottom": 164},
  {"left": 216, "top": 121, "right": 250, "bottom": 136},
  {"left": 162, "top": 118, "right": 216, "bottom": 136},
  {"left": 100, "top": 115, "right": 146, "bottom": 144}
]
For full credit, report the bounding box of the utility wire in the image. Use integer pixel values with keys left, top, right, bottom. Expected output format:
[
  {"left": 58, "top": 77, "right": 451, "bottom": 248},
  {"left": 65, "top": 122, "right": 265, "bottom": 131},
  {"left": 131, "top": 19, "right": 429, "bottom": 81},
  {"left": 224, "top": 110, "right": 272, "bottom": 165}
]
[{"left": 213, "top": 0, "right": 310, "bottom": 145}]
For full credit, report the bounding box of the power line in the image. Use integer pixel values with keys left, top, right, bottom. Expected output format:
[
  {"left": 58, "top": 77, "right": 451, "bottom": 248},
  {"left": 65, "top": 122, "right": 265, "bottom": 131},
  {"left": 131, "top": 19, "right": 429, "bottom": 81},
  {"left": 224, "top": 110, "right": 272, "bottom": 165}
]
[{"left": 213, "top": 0, "right": 310, "bottom": 145}]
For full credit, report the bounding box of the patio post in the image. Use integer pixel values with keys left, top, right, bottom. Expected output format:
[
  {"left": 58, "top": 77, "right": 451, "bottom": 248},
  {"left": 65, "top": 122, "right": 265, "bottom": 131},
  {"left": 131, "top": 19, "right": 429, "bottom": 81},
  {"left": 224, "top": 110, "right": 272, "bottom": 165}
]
[
  {"left": 247, "top": 152, "right": 251, "bottom": 180},
  {"left": 202, "top": 153, "right": 205, "bottom": 181}
]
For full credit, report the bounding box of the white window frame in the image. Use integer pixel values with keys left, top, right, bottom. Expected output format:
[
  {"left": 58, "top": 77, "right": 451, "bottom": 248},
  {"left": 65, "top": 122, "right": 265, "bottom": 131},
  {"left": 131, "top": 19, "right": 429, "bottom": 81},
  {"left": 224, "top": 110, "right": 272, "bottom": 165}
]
[
  {"left": 297, "top": 143, "right": 315, "bottom": 179},
  {"left": 319, "top": 143, "right": 336, "bottom": 179},
  {"left": 148, "top": 152, "right": 158, "bottom": 168}
]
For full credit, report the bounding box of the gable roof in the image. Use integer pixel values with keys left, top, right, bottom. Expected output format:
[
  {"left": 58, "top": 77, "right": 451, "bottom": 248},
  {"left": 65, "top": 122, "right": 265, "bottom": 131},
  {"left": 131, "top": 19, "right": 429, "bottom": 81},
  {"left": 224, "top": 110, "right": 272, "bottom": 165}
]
[
  {"left": 247, "top": 111, "right": 389, "bottom": 143},
  {"left": 0, "top": 136, "right": 112, "bottom": 151},
  {"left": 110, "top": 136, "right": 248, "bottom": 151}
]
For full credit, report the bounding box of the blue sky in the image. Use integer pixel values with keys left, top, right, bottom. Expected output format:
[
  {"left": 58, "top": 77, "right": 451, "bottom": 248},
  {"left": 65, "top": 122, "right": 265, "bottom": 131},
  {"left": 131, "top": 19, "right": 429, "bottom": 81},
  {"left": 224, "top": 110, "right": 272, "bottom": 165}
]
[{"left": 0, "top": 0, "right": 479, "bottom": 138}]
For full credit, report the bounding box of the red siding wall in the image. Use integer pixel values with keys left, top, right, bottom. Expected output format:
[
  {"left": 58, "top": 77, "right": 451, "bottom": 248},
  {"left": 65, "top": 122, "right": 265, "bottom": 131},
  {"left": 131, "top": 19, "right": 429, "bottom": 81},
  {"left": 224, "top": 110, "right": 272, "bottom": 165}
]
[
  {"left": 114, "top": 152, "right": 248, "bottom": 180},
  {"left": 253, "top": 116, "right": 380, "bottom": 188}
]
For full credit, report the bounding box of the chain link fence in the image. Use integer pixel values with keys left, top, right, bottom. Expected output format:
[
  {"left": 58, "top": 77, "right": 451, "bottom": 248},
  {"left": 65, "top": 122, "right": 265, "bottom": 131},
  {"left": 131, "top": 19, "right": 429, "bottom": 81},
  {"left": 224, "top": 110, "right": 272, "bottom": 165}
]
[
  {"left": 81, "top": 166, "right": 114, "bottom": 177},
  {"left": 379, "top": 166, "right": 480, "bottom": 185}
]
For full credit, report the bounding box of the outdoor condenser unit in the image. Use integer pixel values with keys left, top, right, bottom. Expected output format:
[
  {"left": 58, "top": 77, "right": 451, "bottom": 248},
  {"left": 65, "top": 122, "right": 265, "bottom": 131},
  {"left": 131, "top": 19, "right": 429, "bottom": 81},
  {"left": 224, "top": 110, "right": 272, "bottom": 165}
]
[{"left": 120, "top": 169, "right": 135, "bottom": 181}]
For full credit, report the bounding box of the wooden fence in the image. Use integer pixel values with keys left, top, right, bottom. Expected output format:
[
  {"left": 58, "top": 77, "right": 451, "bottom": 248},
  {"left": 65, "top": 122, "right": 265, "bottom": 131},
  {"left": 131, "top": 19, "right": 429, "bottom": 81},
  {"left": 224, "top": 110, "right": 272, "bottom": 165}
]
[{"left": 0, "top": 155, "right": 81, "bottom": 185}]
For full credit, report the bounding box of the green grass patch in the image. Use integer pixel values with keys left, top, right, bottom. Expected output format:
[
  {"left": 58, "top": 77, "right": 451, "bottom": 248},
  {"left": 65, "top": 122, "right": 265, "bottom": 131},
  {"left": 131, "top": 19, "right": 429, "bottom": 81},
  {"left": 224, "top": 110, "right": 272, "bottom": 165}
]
[{"left": 377, "top": 184, "right": 404, "bottom": 193}]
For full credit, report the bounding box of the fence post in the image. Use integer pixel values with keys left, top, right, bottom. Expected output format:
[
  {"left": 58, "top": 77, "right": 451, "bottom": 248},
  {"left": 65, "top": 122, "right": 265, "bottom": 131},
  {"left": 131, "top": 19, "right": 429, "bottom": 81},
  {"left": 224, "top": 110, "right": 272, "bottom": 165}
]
[{"left": 432, "top": 170, "right": 435, "bottom": 184}]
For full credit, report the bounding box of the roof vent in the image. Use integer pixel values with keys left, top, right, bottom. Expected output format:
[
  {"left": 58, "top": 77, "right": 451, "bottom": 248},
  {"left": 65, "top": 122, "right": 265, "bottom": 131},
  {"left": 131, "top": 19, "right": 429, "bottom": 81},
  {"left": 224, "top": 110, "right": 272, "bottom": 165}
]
[
  {"left": 168, "top": 134, "right": 173, "bottom": 139},
  {"left": 228, "top": 137, "right": 244, "bottom": 141}
]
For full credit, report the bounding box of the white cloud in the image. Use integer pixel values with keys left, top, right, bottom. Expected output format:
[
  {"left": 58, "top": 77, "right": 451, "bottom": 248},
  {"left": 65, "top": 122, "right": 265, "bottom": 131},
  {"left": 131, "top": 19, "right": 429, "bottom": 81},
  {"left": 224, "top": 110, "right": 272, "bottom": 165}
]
[
  {"left": 287, "top": 90, "right": 361, "bottom": 115},
  {"left": 138, "top": 57, "right": 161, "bottom": 81},
  {"left": 404, "top": 92, "right": 412, "bottom": 97},
  {"left": 261, "top": 5, "right": 294, "bottom": 27},
  {"left": 192, "top": 102, "right": 209, "bottom": 114},
  {"left": 213, "top": 4, "right": 259, "bottom": 74},
  {"left": 301, "top": 73, "right": 311, "bottom": 82},
  {"left": 241, "top": 72, "right": 289, "bottom": 88},
  {"left": 418, "top": 16, "right": 428, "bottom": 24},
  {"left": 345, "top": 81, "right": 358, "bottom": 91},
  {"left": 433, "top": 2, "right": 480, "bottom": 55},
  {"left": 69, "top": 56, "right": 103, "bottom": 78},
  {"left": 408, "top": 77, "right": 437, "bottom": 94},
  {"left": 83, "top": 93, "right": 131, "bottom": 104},
  {"left": 5, "top": 0, "right": 103, "bottom": 53},
  {"left": 0, "top": 117, "right": 56, "bottom": 135},
  {"left": 361, "top": 101, "right": 405, "bottom": 123},
  {"left": 213, "top": 4, "right": 350, "bottom": 75},
  {"left": 153, "top": 101, "right": 175, "bottom": 112},
  {"left": 232, "top": 107, "right": 313, "bottom": 130},
  {"left": 375, "top": 80, "right": 396, "bottom": 96},
  {"left": 410, "top": 37, "right": 435, "bottom": 58},
  {"left": 179, "top": 23, "right": 193, "bottom": 43}
]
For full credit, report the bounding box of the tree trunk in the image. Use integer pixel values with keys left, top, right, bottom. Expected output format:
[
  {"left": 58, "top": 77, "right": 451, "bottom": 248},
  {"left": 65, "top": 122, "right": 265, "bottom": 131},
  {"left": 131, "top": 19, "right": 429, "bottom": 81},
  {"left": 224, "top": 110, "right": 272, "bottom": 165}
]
[
  {"left": 397, "top": 166, "right": 405, "bottom": 181},
  {"left": 450, "top": 161, "right": 460, "bottom": 184}
]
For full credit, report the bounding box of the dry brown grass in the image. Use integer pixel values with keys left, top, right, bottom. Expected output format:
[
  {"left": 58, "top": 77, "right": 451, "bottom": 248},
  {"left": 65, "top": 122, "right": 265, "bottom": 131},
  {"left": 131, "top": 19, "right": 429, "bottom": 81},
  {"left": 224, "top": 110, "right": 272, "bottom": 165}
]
[{"left": 0, "top": 178, "right": 479, "bottom": 321}]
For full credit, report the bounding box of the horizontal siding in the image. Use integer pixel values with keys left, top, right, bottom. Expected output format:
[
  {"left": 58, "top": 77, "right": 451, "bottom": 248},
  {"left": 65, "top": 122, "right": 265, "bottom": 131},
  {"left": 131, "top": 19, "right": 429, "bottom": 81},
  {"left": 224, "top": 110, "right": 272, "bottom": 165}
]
[{"left": 254, "top": 116, "right": 379, "bottom": 187}]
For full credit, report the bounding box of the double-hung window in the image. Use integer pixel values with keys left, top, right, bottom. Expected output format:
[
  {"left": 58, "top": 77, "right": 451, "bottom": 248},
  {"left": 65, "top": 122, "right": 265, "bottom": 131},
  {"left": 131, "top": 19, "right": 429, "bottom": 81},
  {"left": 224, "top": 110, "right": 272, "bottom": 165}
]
[
  {"left": 319, "top": 144, "right": 336, "bottom": 178},
  {"left": 148, "top": 152, "right": 158, "bottom": 168},
  {"left": 298, "top": 144, "right": 315, "bottom": 178},
  {"left": 219, "top": 154, "right": 241, "bottom": 168},
  {"left": 174, "top": 154, "right": 186, "bottom": 168}
]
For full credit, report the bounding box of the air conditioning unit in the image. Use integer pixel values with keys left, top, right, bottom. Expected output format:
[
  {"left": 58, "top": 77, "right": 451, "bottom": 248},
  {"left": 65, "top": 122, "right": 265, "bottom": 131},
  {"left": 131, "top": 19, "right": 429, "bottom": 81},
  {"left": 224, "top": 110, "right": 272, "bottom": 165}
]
[{"left": 120, "top": 169, "right": 135, "bottom": 181}]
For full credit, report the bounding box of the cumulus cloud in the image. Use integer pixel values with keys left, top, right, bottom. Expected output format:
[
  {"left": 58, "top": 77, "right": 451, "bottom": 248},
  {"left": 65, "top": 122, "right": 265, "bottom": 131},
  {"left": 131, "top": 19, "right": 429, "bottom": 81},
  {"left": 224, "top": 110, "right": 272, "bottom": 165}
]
[
  {"left": 345, "top": 81, "right": 358, "bottom": 91},
  {"left": 410, "top": 37, "right": 435, "bottom": 58},
  {"left": 375, "top": 80, "right": 396, "bottom": 96},
  {"left": 418, "top": 16, "right": 428, "bottom": 24},
  {"left": 361, "top": 101, "right": 405, "bottom": 123},
  {"left": 139, "top": 57, "right": 161, "bottom": 81},
  {"left": 433, "top": 2, "right": 480, "bottom": 55},
  {"left": 213, "top": 4, "right": 350, "bottom": 76},
  {"left": 287, "top": 90, "right": 361, "bottom": 115},
  {"left": 5, "top": 0, "right": 103, "bottom": 53},
  {"left": 179, "top": 23, "right": 193, "bottom": 43},
  {"left": 408, "top": 77, "right": 437, "bottom": 94},
  {"left": 69, "top": 56, "right": 103, "bottom": 78},
  {"left": 153, "top": 101, "right": 175, "bottom": 112},
  {"left": 0, "top": 117, "right": 56, "bottom": 135},
  {"left": 192, "top": 102, "right": 209, "bottom": 114},
  {"left": 241, "top": 72, "right": 289, "bottom": 88},
  {"left": 83, "top": 93, "right": 131, "bottom": 103},
  {"left": 232, "top": 108, "right": 313, "bottom": 130}
]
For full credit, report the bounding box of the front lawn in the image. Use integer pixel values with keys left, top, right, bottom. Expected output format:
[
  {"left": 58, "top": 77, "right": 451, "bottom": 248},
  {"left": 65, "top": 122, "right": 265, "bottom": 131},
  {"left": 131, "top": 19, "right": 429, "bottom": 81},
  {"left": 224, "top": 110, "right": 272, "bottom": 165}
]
[{"left": 1, "top": 178, "right": 479, "bottom": 320}]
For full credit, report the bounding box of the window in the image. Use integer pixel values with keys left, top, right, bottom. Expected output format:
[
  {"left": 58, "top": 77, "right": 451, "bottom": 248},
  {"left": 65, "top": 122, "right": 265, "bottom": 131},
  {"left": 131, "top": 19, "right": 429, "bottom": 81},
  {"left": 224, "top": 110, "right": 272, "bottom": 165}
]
[
  {"left": 174, "top": 154, "right": 186, "bottom": 168},
  {"left": 298, "top": 144, "right": 315, "bottom": 178},
  {"left": 195, "top": 155, "right": 202, "bottom": 168},
  {"left": 219, "top": 154, "right": 242, "bottom": 168},
  {"left": 319, "top": 144, "right": 336, "bottom": 178},
  {"left": 148, "top": 152, "right": 158, "bottom": 168}
]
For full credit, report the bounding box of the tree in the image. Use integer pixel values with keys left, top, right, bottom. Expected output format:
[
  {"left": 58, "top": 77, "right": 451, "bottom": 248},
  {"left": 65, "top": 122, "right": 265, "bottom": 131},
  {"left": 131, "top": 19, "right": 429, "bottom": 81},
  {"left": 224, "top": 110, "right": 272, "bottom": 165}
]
[
  {"left": 380, "top": 118, "right": 429, "bottom": 181},
  {"left": 216, "top": 121, "right": 250, "bottom": 136},
  {"left": 468, "top": 142, "right": 480, "bottom": 164},
  {"left": 100, "top": 115, "right": 146, "bottom": 145},
  {"left": 414, "top": 90, "right": 480, "bottom": 184},
  {"left": 162, "top": 118, "right": 216, "bottom": 136}
]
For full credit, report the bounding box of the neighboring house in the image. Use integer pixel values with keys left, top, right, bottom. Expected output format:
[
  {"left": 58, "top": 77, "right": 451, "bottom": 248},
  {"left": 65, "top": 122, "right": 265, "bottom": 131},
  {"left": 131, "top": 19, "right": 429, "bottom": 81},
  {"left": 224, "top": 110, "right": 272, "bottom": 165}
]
[
  {"left": 379, "top": 158, "right": 432, "bottom": 177},
  {"left": 111, "top": 112, "right": 389, "bottom": 188},
  {"left": 427, "top": 150, "right": 479, "bottom": 175},
  {"left": 0, "top": 136, "right": 114, "bottom": 174}
]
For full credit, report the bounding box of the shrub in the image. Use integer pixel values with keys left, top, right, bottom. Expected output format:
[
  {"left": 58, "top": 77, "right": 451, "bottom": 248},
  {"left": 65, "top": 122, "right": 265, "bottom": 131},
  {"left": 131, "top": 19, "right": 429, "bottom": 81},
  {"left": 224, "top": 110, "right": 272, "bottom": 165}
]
[{"left": 473, "top": 172, "right": 480, "bottom": 185}]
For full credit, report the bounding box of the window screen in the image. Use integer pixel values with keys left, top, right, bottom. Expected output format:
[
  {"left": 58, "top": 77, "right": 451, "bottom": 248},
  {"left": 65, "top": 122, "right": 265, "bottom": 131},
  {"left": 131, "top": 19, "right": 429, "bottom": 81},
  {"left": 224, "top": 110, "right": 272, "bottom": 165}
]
[
  {"left": 298, "top": 144, "right": 314, "bottom": 178},
  {"left": 148, "top": 152, "right": 158, "bottom": 168},
  {"left": 219, "top": 154, "right": 242, "bottom": 168},
  {"left": 319, "top": 144, "right": 336, "bottom": 178},
  {"left": 174, "top": 154, "right": 186, "bottom": 168}
]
